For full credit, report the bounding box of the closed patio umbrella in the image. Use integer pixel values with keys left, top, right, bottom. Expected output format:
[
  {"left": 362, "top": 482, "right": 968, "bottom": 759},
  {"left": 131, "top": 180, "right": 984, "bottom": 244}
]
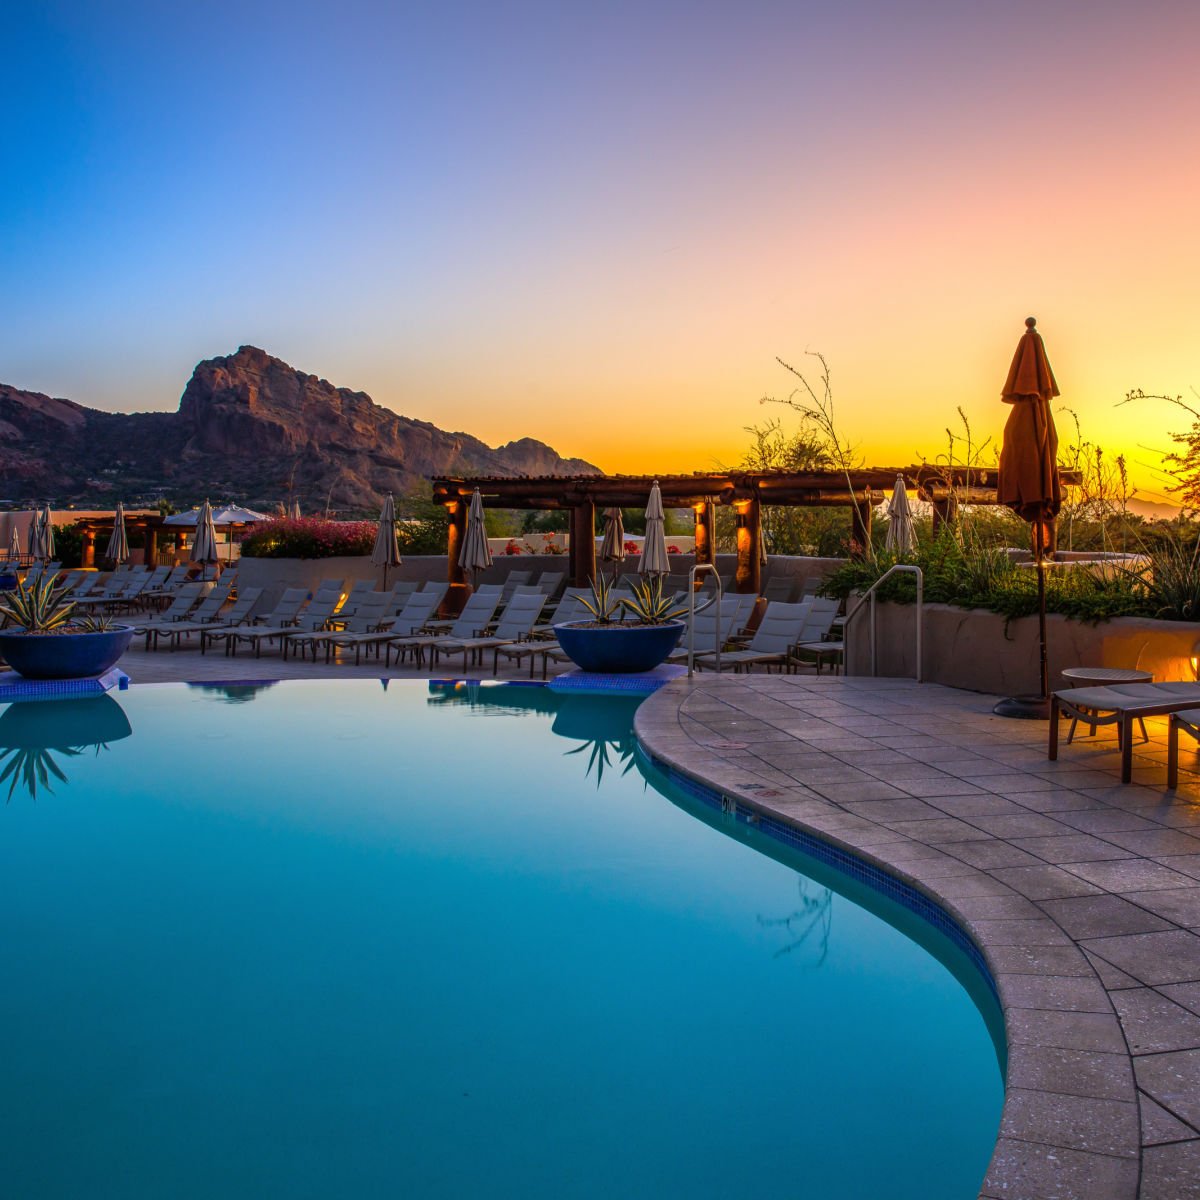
[
  {"left": 639, "top": 481, "right": 670, "bottom": 577},
  {"left": 372, "top": 494, "right": 402, "bottom": 588},
  {"left": 884, "top": 475, "right": 916, "bottom": 555},
  {"left": 994, "top": 316, "right": 1062, "bottom": 719},
  {"left": 28, "top": 509, "right": 47, "bottom": 561},
  {"left": 288, "top": 499, "right": 301, "bottom": 520},
  {"left": 191, "top": 499, "right": 220, "bottom": 580},
  {"left": 8, "top": 527, "right": 20, "bottom": 561},
  {"left": 41, "top": 505, "right": 55, "bottom": 561},
  {"left": 458, "top": 488, "right": 493, "bottom": 585},
  {"left": 599, "top": 507, "right": 625, "bottom": 582},
  {"left": 105, "top": 501, "right": 130, "bottom": 565}
]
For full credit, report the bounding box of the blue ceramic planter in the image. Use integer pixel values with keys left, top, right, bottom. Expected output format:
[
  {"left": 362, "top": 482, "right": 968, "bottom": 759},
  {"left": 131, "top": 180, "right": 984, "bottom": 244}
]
[
  {"left": 0, "top": 626, "right": 135, "bottom": 680},
  {"left": 553, "top": 620, "right": 684, "bottom": 674}
]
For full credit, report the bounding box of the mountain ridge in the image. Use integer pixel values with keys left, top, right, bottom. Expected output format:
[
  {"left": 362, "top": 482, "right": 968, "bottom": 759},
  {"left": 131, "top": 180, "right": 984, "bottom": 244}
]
[{"left": 0, "top": 346, "right": 599, "bottom": 512}]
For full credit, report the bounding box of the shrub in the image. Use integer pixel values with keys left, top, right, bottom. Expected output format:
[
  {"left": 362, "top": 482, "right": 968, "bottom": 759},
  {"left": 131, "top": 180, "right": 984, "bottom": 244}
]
[{"left": 239, "top": 517, "right": 377, "bottom": 559}]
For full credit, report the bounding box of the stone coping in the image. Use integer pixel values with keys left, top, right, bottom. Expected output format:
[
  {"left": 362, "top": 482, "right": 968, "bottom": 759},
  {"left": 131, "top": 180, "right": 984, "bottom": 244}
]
[{"left": 634, "top": 675, "right": 1200, "bottom": 1200}]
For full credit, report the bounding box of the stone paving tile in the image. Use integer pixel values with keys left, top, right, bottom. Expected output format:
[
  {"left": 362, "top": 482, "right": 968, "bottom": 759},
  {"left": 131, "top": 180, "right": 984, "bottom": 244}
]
[
  {"left": 1103, "top": 828, "right": 1200, "bottom": 857},
  {"left": 1080, "top": 929, "right": 1200, "bottom": 987},
  {"left": 1110, "top": 988, "right": 1200, "bottom": 1054},
  {"left": 1002, "top": 1089, "right": 1138, "bottom": 1158},
  {"left": 1005, "top": 1045, "right": 1133, "bottom": 1101},
  {"left": 1083, "top": 949, "right": 1143, "bottom": 991},
  {"left": 1139, "top": 1139, "right": 1200, "bottom": 1198},
  {"left": 1062, "top": 858, "right": 1200, "bottom": 893},
  {"left": 994, "top": 973, "right": 1112, "bottom": 1013},
  {"left": 1134, "top": 1050, "right": 1200, "bottom": 1128},
  {"left": 981, "top": 1138, "right": 1138, "bottom": 1199},
  {"left": 1008, "top": 833, "right": 1137, "bottom": 863},
  {"left": 1038, "top": 895, "right": 1175, "bottom": 940},
  {"left": 1120, "top": 887, "right": 1200, "bottom": 928},
  {"left": 1139, "top": 1092, "right": 1198, "bottom": 1145},
  {"left": 989, "top": 864, "right": 1105, "bottom": 902}
]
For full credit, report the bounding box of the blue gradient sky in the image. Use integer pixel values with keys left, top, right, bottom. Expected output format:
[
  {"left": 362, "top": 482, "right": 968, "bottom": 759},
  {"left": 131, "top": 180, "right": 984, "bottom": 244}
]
[{"left": 3, "top": 1, "right": 1198, "bottom": 495}]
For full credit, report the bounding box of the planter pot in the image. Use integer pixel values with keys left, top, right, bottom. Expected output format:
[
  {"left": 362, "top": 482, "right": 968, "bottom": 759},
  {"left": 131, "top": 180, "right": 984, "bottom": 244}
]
[
  {"left": 554, "top": 620, "right": 684, "bottom": 674},
  {"left": 0, "top": 625, "right": 135, "bottom": 680}
]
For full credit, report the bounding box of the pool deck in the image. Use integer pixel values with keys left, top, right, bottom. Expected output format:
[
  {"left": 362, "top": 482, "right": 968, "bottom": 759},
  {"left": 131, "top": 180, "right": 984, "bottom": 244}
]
[{"left": 635, "top": 674, "right": 1200, "bottom": 1200}]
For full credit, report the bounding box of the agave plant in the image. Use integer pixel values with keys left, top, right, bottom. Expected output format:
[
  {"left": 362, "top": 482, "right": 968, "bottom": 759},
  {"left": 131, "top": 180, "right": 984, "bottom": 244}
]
[
  {"left": 0, "top": 571, "right": 76, "bottom": 633},
  {"left": 73, "top": 613, "right": 116, "bottom": 633},
  {"left": 579, "top": 574, "right": 622, "bottom": 624},
  {"left": 621, "top": 576, "right": 688, "bottom": 625}
]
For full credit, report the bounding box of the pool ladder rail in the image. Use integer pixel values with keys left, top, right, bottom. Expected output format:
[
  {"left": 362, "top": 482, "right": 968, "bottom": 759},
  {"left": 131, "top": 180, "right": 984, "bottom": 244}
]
[{"left": 686, "top": 564, "right": 722, "bottom": 677}]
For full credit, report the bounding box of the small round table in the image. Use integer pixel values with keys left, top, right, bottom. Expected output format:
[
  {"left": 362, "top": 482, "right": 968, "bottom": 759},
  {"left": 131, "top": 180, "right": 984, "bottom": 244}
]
[{"left": 1060, "top": 666, "right": 1154, "bottom": 745}]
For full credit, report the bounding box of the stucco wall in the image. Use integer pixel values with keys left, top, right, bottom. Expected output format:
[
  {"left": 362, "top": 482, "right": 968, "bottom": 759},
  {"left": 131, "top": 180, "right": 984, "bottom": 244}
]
[{"left": 845, "top": 599, "right": 1200, "bottom": 693}]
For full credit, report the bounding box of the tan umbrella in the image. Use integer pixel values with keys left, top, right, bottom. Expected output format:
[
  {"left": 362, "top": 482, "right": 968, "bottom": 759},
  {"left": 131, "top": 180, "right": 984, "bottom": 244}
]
[
  {"left": 288, "top": 499, "right": 301, "bottom": 520},
  {"left": 638, "top": 481, "right": 670, "bottom": 576},
  {"left": 190, "top": 499, "right": 220, "bottom": 580},
  {"left": 41, "top": 504, "right": 55, "bottom": 561},
  {"left": 371, "top": 494, "right": 402, "bottom": 588},
  {"left": 7, "top": 527, "right": 19, "bottom": 560},
  {"left": 458, "top": 488, "right": 493, "bottom": 584},
  {"left": 105, "top": 502, "right": 130, "bottom": 564},
  {"left": 995, "top": 316, "right": 1062, "bottom": 717},
  {"left": 599, "top": 507, "right": 625, "bottom": 581},
  {"left": 884, "top": 475, "right": 916, "bottom": 555}
]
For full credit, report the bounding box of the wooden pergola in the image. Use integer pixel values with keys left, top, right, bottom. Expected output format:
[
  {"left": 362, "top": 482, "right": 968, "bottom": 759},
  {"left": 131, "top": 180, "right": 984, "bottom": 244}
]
[
  {"left": 431, "top": 466, "right": 1082, "bottom": 592},
  {"left": 71, "top": 512, "right": 170, "bottom": 568}
]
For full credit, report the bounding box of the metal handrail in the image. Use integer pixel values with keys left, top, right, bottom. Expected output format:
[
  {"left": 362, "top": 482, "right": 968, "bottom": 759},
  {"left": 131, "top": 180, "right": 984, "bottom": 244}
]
[
  {"left": 842, "top": 564, "right": 923, "bottom": 682},
  {"left": 687, "top": 564, "right": 722, "bottom": 676}
]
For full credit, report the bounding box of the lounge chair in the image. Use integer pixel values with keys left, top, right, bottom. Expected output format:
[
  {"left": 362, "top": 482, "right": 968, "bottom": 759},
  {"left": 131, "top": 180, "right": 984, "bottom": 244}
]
[
  {"left": 386, "top": 591, "right": 501, "bottom": 668},
  {"left": 1049, "top": 682, "right": 1200, "bottom": 783},
  {"left": 155, "top": 585, "right": 260, "bottom": 651},
  {"left": 131, "top": 582, "right": 211, "bottom": 638},
  {"left": 694, "top": 601, "right": 813, "bottom": 673},
  {"left": 534, "top": 571, "right": 566, "bottom": 597},
  {"left": 432, "top": 592, "right": 547, "bottom": 674},
  {"left": 763, "top": 577, "right": 795, "bottom": 603},
  {"left": 788, "top": 599, "right": 843, "bottom": 671},
  {"left": 310, "top": 591, "right": 443, "bottom": 665},
  {"left": 666, "top": 592, "right": 758, "bottom": 663},
  {"left": 499, "top": 571, "right": 532, "bottom": 601},
  {"left": 226, "top": 587, "right": 345, "bottom": 659},
  {"left": 296, "top": 592, "right": 394, "bottom": 664},
  {"left": 201, "top": 588, "right": 310, "bottom": 656},
  {"left": 138, "top": 582, "right": 229, "bottom": 648}
]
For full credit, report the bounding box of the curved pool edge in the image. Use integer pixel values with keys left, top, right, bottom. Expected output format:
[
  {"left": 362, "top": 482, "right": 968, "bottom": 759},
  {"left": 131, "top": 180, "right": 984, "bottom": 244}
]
[{"left": 633, "top": 679, "right": 1142, "bottom": 1200}]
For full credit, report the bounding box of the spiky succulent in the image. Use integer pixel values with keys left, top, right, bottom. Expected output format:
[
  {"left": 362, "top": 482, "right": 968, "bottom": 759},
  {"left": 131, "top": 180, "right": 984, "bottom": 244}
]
[
  {"left": 579, "top": 574, "right": 622, "bottom": 624},
  {"left": 72, "top": 613, "right": 116, "bottom": 633},
  {"left": 0, "top": 572, "right": 76, "bottom": 633},
  {"left": 621, "top": 577, "right": 688, "bottom": 625}
]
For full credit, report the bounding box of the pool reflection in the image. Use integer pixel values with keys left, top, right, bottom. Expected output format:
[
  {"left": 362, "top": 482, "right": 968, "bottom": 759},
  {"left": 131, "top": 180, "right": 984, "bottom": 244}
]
[{"left": 0, "top": 695, "right": 132, "bottom": 800}]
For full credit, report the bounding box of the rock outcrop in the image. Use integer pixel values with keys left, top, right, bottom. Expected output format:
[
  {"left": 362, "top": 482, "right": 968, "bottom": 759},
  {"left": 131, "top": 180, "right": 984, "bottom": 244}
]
[{"left": 0, "top": 346, "right": 598, "bottom": 510}]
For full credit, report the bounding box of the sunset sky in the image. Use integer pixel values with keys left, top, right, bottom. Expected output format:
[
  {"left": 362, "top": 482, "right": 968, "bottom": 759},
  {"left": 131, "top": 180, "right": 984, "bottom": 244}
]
[{"left": 4, "top": 1, "right": 1197, "bottom": 502}]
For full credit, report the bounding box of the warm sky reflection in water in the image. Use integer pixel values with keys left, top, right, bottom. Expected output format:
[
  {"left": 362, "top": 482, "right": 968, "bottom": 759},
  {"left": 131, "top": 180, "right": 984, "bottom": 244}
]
[{"left": 0, "top": 680, "right": 1002, "bottom": 1199}]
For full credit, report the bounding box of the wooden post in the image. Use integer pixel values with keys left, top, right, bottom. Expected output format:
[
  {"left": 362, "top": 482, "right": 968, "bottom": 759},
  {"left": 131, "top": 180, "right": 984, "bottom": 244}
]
[
  {"left": 145, "top": 526, "right": 158, "bottom": 568},
  {"left": 693, "top": 501, "right": 715, "bottom": 584},
  {"left": 570, "top": 502, "right": 596, "bottom": 588},
  {"left": 735, "top": 497, "right": 762, "bottom": 594},
  {"left": 82, "top": 531, "right": 95, "bottom": 568},
  {"left": 931, "top": 494, "right": 959, "bottom": 539},
  {"left": 446, "top": 499, "right": 468, "bottom": 615},
  {"left": 850, "top": 497, "right": 872, "bottom": 559}
]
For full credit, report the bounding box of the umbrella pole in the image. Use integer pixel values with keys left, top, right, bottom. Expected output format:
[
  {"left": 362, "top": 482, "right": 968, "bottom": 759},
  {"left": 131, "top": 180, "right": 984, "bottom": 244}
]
[{"left": 1037, "top": 539, "right": 1049, "bottom": 702}]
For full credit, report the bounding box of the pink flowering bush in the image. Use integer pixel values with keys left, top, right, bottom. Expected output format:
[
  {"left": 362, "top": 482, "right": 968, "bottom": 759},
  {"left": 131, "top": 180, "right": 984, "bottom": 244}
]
[{"left": 239, "top": 517, "right": 378, "bottom": 559}]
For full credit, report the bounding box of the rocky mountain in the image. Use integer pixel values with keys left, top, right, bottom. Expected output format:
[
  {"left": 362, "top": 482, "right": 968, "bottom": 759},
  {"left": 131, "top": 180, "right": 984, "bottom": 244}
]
[{"left": 0, "top": 346, "right": 599, "bottom": 512}]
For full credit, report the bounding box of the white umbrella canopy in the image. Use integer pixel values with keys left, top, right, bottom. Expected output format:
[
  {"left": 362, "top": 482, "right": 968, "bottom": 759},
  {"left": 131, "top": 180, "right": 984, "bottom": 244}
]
[
  {"left": 599, "top": 507, "right": 625, "bottom": 579},
  {"left": 371, "top": 494, "right": 402, "bottom": 587},
  {"left": 105, "top": 501, "right": 130, "bottom": 564},
  {"left": 885, "top": 475, "right": 916, "bottom": 555},
  {"left": 458, "top": 488, "right": 493, "bottom": 583},
  {"left": 163, "top": 504, "right": 268, "bottom": 526},
  {"left": 638, "top": 481, "right": 670, "bottom": 576},
  {"left": 190, "top": 499, "right": 220, "bottom": 579}
]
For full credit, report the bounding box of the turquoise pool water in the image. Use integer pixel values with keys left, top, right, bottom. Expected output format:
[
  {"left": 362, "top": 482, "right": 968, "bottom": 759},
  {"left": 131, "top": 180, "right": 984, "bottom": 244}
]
[{"left": 0, "top": 680, "right": 1003, "bottom": 1198}]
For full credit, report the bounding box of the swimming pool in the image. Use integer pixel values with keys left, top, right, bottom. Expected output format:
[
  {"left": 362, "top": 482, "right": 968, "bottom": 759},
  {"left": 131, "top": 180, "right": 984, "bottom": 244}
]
[{"left": 0, "top": 680, "right": 1003, "bottom": 1198}]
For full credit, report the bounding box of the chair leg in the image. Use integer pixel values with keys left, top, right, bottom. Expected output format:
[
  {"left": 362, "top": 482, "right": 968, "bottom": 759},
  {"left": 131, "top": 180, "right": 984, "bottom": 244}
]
[
  {"left": 1168, "top": 717, "right": 1179, "bottom": 790},
  {"left": 1121, "top": 715, "right": 1134, "bottom": 784},
  {"left": 1048, "top": 696, "right": 1060, "bottom": 761}
]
